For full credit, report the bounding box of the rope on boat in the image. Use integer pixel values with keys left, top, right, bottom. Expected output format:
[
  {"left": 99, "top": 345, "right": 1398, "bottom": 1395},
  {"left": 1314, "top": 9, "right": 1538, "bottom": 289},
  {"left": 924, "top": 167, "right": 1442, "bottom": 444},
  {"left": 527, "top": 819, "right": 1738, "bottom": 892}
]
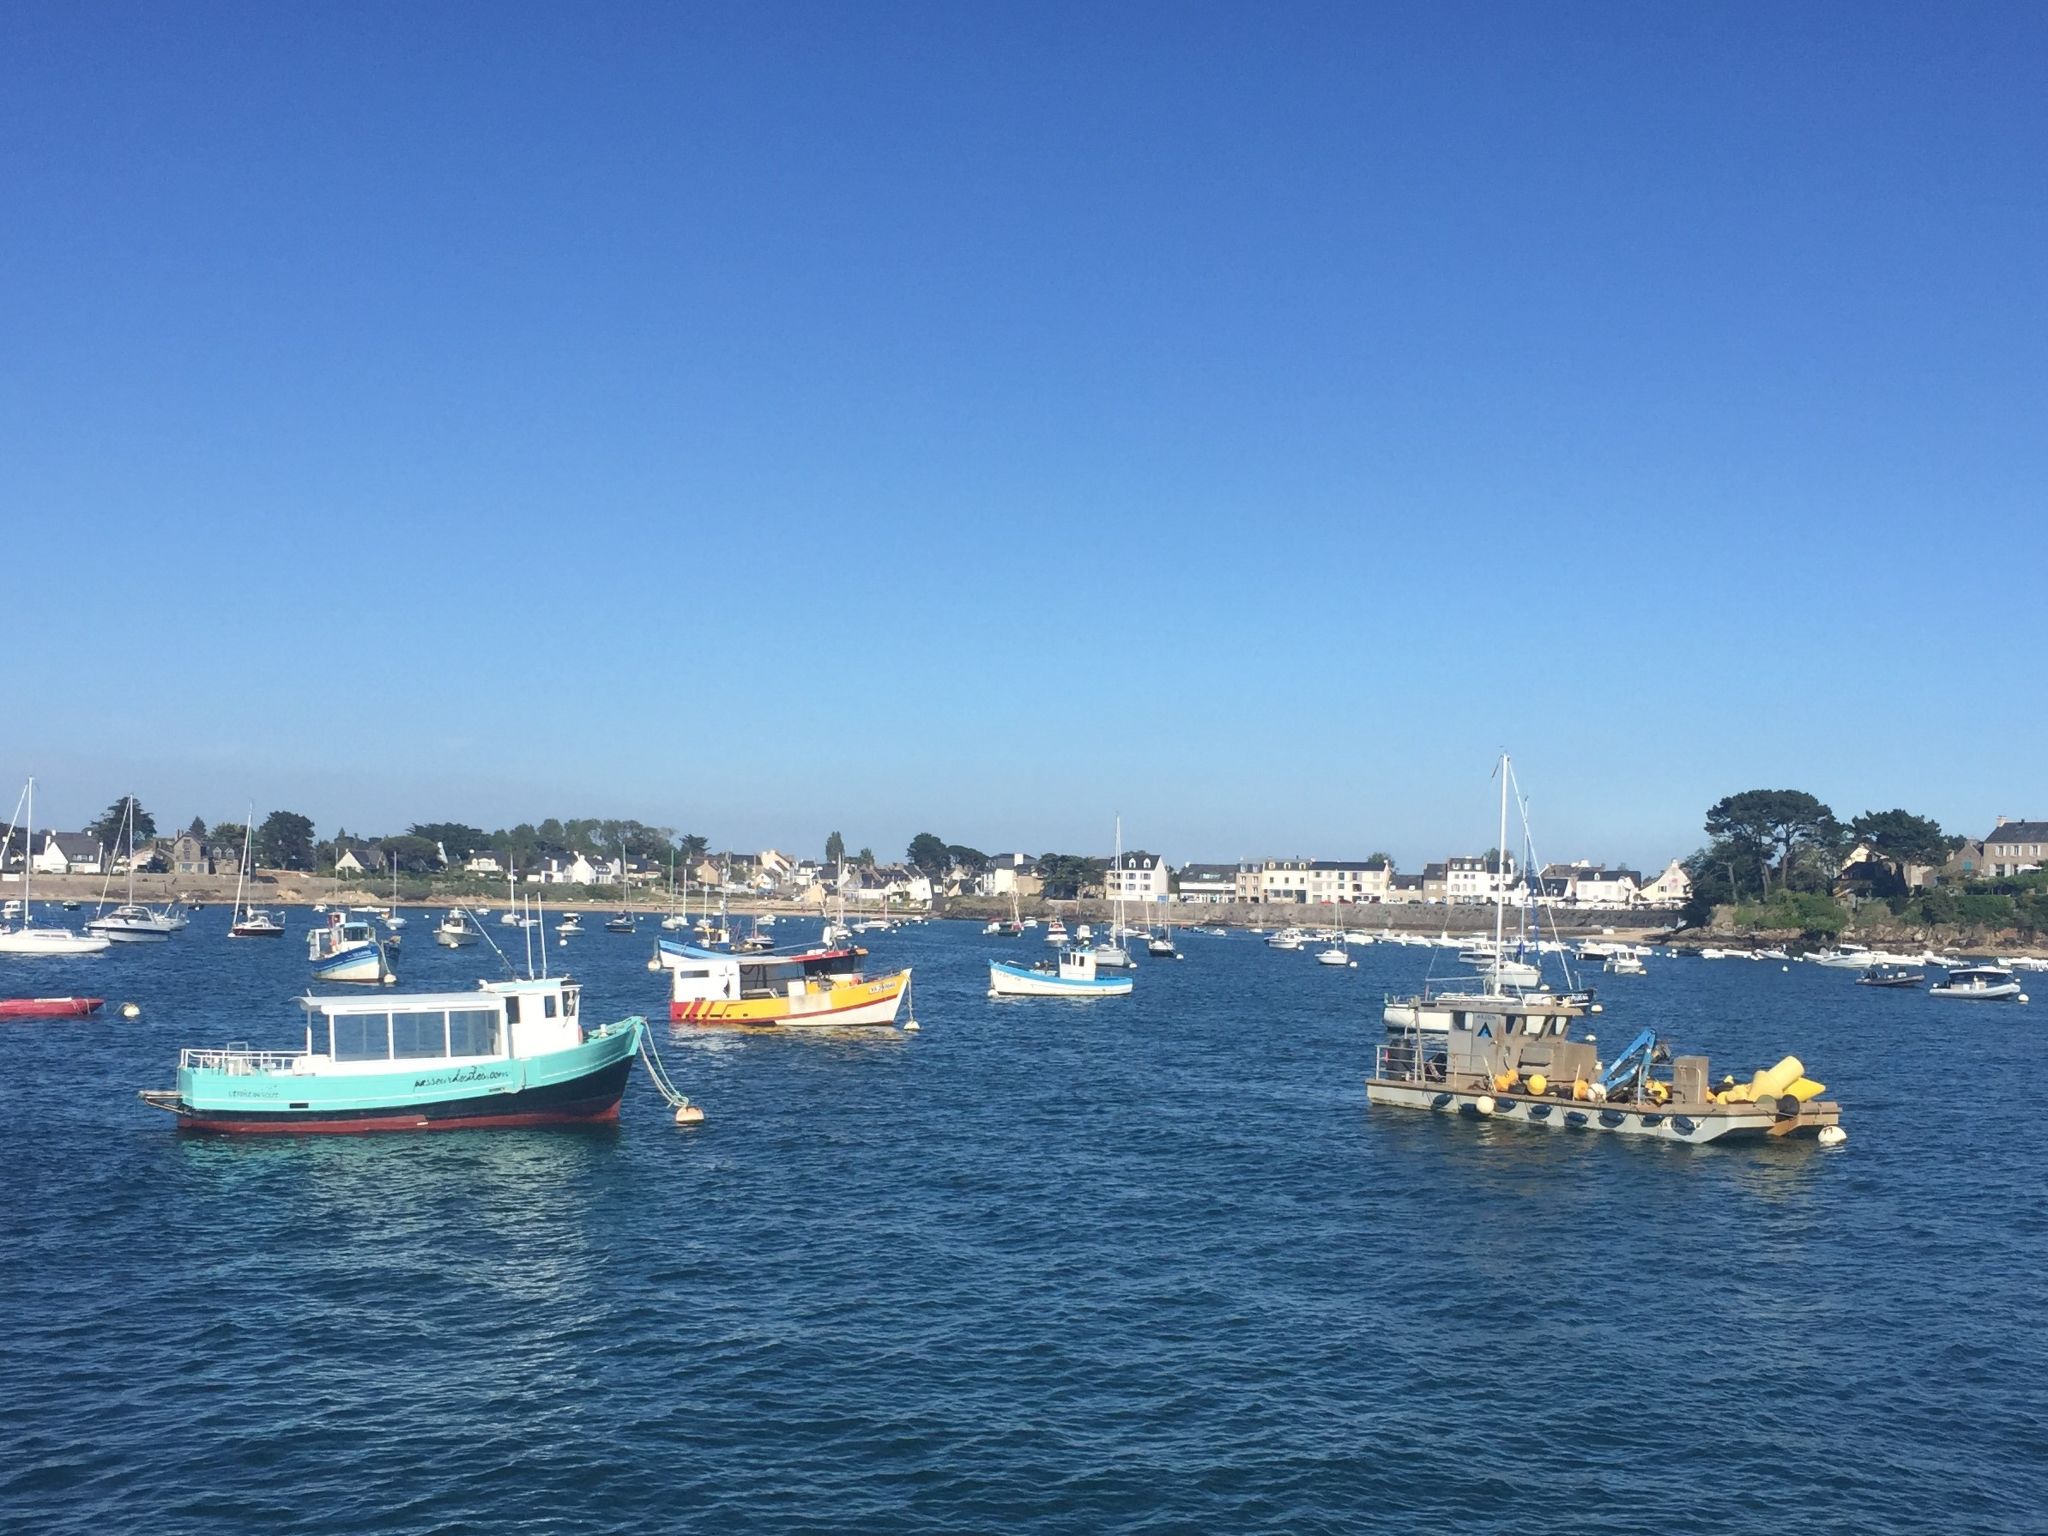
[{"left": 635, "top": 1020, "right": 703, "bottom": 1123}]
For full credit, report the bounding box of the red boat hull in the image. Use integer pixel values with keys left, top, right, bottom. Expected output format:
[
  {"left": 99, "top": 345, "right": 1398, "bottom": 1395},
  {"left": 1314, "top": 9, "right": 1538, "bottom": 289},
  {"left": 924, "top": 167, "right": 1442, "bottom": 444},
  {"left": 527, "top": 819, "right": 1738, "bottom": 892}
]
[{"left": 0, "top": 997, "right": 106, "bottom": 1020}]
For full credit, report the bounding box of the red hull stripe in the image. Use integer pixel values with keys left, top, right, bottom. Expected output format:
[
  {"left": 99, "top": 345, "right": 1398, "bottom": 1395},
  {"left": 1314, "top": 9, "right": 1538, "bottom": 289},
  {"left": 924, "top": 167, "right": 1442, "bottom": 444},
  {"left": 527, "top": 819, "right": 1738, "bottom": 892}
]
[{"left": 178, "top": 1103, "right": 623, "bottom": 1135}]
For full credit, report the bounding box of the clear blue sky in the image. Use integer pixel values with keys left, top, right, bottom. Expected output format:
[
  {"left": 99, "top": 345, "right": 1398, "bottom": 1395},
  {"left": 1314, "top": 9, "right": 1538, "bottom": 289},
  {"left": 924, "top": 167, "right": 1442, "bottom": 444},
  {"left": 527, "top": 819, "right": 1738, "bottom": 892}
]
[{"left": 4, "top": 1, "right": 2042, "bottom": 869}]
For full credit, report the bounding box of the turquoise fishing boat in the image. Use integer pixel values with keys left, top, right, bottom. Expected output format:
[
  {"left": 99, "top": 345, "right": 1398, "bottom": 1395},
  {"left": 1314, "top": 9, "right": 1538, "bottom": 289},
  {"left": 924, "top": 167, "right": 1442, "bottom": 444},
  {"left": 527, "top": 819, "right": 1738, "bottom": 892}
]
[{"left": 139, "top": 975, "right": 645, "bottom": 1133}]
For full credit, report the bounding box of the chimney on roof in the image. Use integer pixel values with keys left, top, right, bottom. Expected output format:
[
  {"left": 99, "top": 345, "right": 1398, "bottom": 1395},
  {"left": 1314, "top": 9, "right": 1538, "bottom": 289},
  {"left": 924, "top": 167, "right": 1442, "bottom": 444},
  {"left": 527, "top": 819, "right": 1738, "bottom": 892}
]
[{"left": 1997, "top": 815, "right": 2010, "bottom": 828}]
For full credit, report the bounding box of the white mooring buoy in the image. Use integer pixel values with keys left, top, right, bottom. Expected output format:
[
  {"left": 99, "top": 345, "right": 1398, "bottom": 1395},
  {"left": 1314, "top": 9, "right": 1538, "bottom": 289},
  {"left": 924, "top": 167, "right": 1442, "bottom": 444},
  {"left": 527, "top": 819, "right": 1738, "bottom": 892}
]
[
  {"left": 1818, "top": 1125, "right": 1848, "bottom": 1148},
  {"left": 674, "top": 1103, "right": 704, "bottom": 1126},
  {"left": 120, "top": 1002, "right": 141, "bottom": 1019}
]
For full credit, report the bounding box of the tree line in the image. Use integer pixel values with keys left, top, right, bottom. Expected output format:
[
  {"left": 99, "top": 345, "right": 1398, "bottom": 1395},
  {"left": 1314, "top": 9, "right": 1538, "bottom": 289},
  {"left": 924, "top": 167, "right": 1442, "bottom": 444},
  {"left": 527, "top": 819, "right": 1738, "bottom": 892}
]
[{"left": 1681, "top": 789, "right": 1986, "bottom": 929}]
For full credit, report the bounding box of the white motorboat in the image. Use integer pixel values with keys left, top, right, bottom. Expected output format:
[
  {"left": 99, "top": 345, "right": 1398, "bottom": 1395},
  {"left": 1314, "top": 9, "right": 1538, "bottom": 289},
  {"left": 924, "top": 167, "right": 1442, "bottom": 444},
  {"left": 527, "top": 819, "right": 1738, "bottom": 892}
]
[
  {"left": 307, "top": 909, "right": 393, "bottom": 983},
  {"left": 85, "top": 795, "right": 183, "bottom": 942},
  {"left": 1044, "top": 918, "right": 1070, "bottom": 946},
  {"left": 87, "top": 903, "right": 180, "bottom": 943},
  {"left": 1929, "top": 965, "right": 2028, "bottom": 1002},
  {"left": 989, "top": 946, "right": 1133, "bottom": 998},
  {"left": 1603, "top": 951, "right": 1646, "bottom": 975},
  {"left": 1808, "top": 944, "right": 1876, "bottom": 969},
  {"left": 1317, "top": 943, "right": 1350, "bottom": 966},
  {"left": 1267, "top": 927, "right": 1308, "bottom": 950},
  {"left": 436, "top": 909, "right": 482, "bottom": 948},
  {"left": 0, "top": 778, "right": 111, "bottom": 956},
  {"left": 555, "top": 911, "right": 584, "bottom": 937}
]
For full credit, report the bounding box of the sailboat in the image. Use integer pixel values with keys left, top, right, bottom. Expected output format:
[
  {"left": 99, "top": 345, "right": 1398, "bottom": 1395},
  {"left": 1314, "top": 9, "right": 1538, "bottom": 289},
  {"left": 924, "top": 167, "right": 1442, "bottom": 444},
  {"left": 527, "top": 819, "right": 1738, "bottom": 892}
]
[
  {"left": 821, "top": 892, "right": 851, "bottom": 946},
  {"left": 229, "top": 809, "right": 285, "bottom": 937},
  {"left": 383, "top": 855, "right": 407, "bottom": 929},
  {"left": 985, "top": 888, "right": 1025, "bottom": 937},
  {"left": 1382, "top": 753, "right": 1591, "bottom": 1033},
  {"left": 605, "top": 842, "right": 636, "bottom": 932},
  {"left": 661, "top": 857, "right": 690, "bottom": 931},
  {"left": 85, "top": 796, "right": 182, "bottom": 943},
  {"left": 0, "top": 779, "right": 112, "bottom": 955},
  {"left": 1146, "top": 897, "right": 1180, "bottom": 958}
]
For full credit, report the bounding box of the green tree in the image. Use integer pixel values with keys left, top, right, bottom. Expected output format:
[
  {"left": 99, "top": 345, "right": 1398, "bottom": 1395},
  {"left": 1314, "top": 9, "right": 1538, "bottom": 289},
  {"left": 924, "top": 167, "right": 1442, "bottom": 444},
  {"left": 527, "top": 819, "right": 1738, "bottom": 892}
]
[
  {"left": 855, "top": 847, "right": 875, "bottom": 869},
  {"left": 255, "top": 811, "right": 317, "bottom": 871},
  {"left": 907, "top": 833, "right": 950, "bottom": 881},
  {"left": 410, "top": 822, "right": 488, "bottom": 860},
  {"left": 946, "top": 844, "right": 990, "bottom": 875},
  {"left": 676, "top": 833, "right": 709, "bottom": 865},
  {"left": 1847, "top": 809, "right": 1950, "bottom": 874},
  {"left": 1036, "top": 853, "right": 1105, "bottom": 900},
  {"left": 825, "top": 831, "right": 845, "bottom": 867},
  {"left": 88, "top": 796, "right": 155, "bottom": 851},
  {"left": 1367, "top": 851, "right": 1395, "bottom": 870},
  {"left": 1704, "top": 789, "right": 1842, "bottom": 897},
  {"left": 212, "top": 822, "right": 248, "bottom": 854},
  {"left": 186, "top": 815, "right": 207, "bottom": 838},
  {"left": 380, "top": 834, "right": 441, "bottom": 875}
]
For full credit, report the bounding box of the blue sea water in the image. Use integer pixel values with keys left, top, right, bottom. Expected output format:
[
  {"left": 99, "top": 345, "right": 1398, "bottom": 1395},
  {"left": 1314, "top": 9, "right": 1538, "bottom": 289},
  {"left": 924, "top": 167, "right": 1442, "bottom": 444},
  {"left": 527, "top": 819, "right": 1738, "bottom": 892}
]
[{"left": 2, "top": 912, "right": 2043, "bottom": 1534}]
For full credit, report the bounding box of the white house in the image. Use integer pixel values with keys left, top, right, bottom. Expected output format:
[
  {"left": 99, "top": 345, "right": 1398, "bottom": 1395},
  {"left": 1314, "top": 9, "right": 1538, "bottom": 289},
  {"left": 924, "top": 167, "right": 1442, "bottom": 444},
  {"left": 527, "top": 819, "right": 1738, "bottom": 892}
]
[
  {"left": 464, "top": 851, "right": 504, "bottom": 877},
  {"left": 1636, "top": 858, "right": 1691, "bottom": 908},
  {"left": 36, "top": 831, "right": 105, "bottom": 876},
  {"left": 332, "top": 844, "right": 383, "bottom": 878},
  {"left": 1444, "top": 855, "right": 1516, "bottom": 905},
  {"left": 1174, "top": 863, "right": 1237, "bottom": 904},
  {"left": 1105, "top": 850, "right": 1168, "bottom": 905},
  {"left": 1234, "top": 857, "right": 1396, "bottom": 905}
]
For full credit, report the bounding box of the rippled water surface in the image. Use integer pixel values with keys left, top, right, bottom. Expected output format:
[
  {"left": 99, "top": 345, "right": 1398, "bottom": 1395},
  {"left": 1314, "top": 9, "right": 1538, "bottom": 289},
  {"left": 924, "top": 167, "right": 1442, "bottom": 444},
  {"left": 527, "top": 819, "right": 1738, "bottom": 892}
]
[{"left": 3, "top": 912, "right": 2043, "bottom": 1533}]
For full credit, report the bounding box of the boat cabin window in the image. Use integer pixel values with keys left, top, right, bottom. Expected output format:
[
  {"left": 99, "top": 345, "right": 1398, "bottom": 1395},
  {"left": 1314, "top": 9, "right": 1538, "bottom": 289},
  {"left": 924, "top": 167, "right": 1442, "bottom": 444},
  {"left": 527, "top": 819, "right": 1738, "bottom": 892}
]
[
  {"left": 448, "top": 1009, "right": 500, "bottom": 1057},
  {"left": 392, "top": 1010, "right": 448, "bottom": 1058},
  {"left": 307, "top": 1016, "right": 331, "bottom": 1057},
  {"left": 562, "top": 990, "right": 577, "bottom": 1019},
  {"left": 543, "top": 993, "right": 557, "bottom": 1019},
  {"left": 333, "top": 1012, "right": 391, "bottom": 1062},
  {"left": 505, "top": 996, "right": 520, "bottom": 1025}
]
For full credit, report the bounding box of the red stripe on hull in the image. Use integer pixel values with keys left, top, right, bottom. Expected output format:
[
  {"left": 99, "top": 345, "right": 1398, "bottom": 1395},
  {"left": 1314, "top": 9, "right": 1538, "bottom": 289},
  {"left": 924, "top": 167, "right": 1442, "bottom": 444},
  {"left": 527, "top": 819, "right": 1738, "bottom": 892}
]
[{"left": 176, "top": 1102, "right": 622, "bottom": 1135}]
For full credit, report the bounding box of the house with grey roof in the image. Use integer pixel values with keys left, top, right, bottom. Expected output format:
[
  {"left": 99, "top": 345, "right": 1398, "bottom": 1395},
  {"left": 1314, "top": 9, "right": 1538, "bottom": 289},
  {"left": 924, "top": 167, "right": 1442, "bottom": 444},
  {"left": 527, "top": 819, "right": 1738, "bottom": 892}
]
[
  {"left": 1985, "top": 818, "right": 2048, "bottom": 877},
  {"left": 1174, "top": 862, "right": 1238, "bottom": 903},
  {"left": 34, "top": 831, "right": 106, "bottom": 875}
]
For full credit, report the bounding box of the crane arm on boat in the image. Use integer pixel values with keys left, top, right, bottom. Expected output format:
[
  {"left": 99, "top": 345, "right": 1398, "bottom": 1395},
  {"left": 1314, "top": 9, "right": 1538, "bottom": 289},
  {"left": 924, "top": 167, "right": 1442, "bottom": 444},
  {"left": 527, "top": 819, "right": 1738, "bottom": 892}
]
[{"left": 1597, "top": 1027, "right": 1662, "bottom": 1097}]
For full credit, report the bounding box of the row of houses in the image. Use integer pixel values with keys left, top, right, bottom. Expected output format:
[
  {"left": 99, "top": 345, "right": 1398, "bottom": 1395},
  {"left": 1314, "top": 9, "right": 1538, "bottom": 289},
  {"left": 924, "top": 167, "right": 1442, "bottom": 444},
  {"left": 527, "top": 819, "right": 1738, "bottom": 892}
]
[
  {"left": 975, "top": 851, "right": 1691, "bottom": 909},
  {"left": 0, "top": 830, "right": 232, "bottom": 878}
]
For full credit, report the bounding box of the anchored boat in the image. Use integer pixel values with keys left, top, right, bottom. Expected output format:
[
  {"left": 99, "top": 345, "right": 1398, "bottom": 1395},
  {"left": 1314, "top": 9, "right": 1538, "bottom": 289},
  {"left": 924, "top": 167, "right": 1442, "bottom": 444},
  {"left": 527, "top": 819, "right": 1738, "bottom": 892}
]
[
  {"left": 139, "top": 974, "right": 643, "bottom": 1133},
  {"left": 1929, "top": 965, "right": 2028, "bottom": 1002},
  {"left": 654, "top": 940, "right": 909, "bottom": 1027},
  {"left": 307, "top": 909, "right": 394, "bottom": 983},
  {"left": 989, "top": 946, "right": 1134, "bottom": 998},
  {"left": 0, "top": 996, "right": 104, "bottom": 1020},
  {"left": 1367, "top": 995, "right": 1844, "bottom": 1145},
  {"left": 435, "top": 909, "right": 482, "bottom": 947}
]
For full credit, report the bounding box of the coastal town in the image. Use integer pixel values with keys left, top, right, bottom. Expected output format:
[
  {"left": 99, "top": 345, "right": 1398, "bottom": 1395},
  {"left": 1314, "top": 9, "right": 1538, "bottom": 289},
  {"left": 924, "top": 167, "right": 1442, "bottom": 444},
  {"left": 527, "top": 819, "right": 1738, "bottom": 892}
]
[{"left": 7, "top": 792, "right": 2044, "bottom": 938}]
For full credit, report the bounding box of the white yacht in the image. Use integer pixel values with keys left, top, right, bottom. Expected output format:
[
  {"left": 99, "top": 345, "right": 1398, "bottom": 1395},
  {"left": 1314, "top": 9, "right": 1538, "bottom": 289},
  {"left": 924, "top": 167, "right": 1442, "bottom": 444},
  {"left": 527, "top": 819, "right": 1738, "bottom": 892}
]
[{"left": 1929, "top": 965, "right": 2028, "bottom": 1002}]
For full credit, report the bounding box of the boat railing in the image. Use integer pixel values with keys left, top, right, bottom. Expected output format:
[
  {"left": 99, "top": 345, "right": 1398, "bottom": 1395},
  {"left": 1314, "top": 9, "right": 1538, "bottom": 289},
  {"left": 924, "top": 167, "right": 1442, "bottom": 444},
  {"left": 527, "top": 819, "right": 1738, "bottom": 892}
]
[
  {"left": 1374, "top": 1037, "right": 1450, "bottom": 1084},
  {"left": 179, "top": 1046, "right": 305, "bottom": 1075}
]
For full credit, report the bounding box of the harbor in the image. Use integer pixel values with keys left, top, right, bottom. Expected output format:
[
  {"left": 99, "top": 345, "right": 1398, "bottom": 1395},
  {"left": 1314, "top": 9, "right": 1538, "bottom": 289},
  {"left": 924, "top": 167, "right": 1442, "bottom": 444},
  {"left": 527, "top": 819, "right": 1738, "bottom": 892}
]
[{"left": 1, "top": 908, "right": 2035, "bottom": 1531}]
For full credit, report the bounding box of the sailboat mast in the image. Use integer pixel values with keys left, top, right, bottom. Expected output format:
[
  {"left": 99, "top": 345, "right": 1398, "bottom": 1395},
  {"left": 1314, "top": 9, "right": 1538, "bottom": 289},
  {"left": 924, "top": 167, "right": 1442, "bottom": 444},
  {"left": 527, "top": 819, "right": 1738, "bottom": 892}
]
[{"left": 1494, "top": 751, "right": 1510, "bottom": 976}]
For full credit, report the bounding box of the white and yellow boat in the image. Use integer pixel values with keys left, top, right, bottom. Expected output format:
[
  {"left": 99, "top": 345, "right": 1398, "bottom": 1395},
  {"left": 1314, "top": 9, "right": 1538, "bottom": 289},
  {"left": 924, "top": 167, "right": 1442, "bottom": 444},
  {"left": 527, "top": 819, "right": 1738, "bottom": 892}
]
[{"left": 653, "top": 940, "right": 908, "bottom": 1027}]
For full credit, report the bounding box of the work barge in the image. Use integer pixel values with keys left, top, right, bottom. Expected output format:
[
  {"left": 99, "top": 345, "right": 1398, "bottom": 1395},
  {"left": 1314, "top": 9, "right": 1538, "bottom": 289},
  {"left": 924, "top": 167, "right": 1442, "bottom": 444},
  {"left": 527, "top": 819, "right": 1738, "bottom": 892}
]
[{"left": 1367, "top": 994, "right": 1845, "bottom": 1145}]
